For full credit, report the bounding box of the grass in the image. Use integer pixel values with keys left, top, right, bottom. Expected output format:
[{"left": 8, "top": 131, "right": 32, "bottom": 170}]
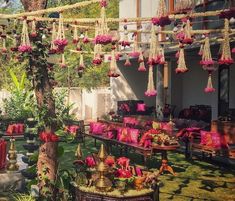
[{"left": 8, "top": 138, "right": 235, "bottom": 201}]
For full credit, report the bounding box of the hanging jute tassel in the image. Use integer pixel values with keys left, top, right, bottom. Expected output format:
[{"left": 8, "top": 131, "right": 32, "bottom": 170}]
[
  {"left": 200, "top": 36, "right": 215, "bottom": 67},
  {"left": 60, "top": 53, "right": 67, "bottom": 68},
  {"left": 152, "top": 0, "right": 171, "bottom": 27},
  {"left": 108, "top": 49, "right": 120, "bottom": 78},
  {"left": 145, "top": 65, "right": 157, "bottom": 97},
  {"left": 83, "top": 30, "right": 90, "bottom": 43},
  {"left": 148, "top": 24, "right": 159, "bottom": 65},
  {"left": 1, "top": 38, "right": 7, "bottom": 53},
  {"left": 10, "top": 34, "right": 18, "bottom": 52},
  {"left": 18, "top": 19, "right": 32, "bottom": 53},
  {"left": 138, "top": 51, "right": 146, "bottom": 71},
  {"left": 129, "top": 34, "right": 140, "bottom": 58},
  {"left": 73, "top": 26, "right": 79, "bottom": 44},
  {"left": 204, "top": 73, "right": 215, "bottom": 93},
  {"left": 49, "top": 21, "right": 57, "bottom": 54},
  {"left": 120, "top": 25, "right": 130, "bottom": 47},
  {"left": 54, "top": 13, "right": 68, "bottom": 53},
  {"left": 124, "top": 53, "right": 131, "bottom": 66},
  {"left": 175, "top": 46, "right": 188, "bottom": 73},
  {"left": 219, "top": 19, "right": 234, "bottom": 65},
  {"left": 182, "top": 19, "right": 193, "bottom": 44},
  {"left": 30, "top": 19, "right": 37, "bottom": 38},
  {"left": 93, "top": 44, "right": 102, "bottom": 65},
  {"left": 76, "top": 41, "right": 82, "bottom": 51},
  {"left": 158, "top": 47, "right": 166, "bottom": 65},
  {"left": 198, "top": 43, "right": 204, "bottom": 55}
]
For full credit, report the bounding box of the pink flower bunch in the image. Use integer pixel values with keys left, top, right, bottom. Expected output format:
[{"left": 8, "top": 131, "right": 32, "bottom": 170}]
[
  {"left": 108, "top": 71, "right": 120, "bottom": 78},
  {"left": 100, "top": 0, "right": 108, "bottom": 7},
  {"left": 30, "top": 32, "right": 37, "bottom": 38},
  {"left": 124, "top": 59, "right": 131, "bottom": 66},
  {"left": 151, "top": 16, "right": 171, "bottom": 27},
  {"left": 145, "top": 90, "right": 157, "bottom": 97},
  {"left": 120, "top": 41, "right": 130, "bottom": 47},
  {"left": 105, "top": 156, "right": 115, "bottom": 167},
  {"left": 54, "top": 39, "right": 68, "bottom": 51},
  {"left": 182, "top": 37, "right": 193, "bottom": 45},
  {"left": 94, "top": 34, "right": 112, "bottom": 45},
  {"left": 10, "top": 47, "right": 18, "bottom": 52},
  {"left": 176, "top": 32, "right": 193, "bottom": 44},
  {"left": 18, "top": 45, "right": 32, "bottom": 53},
  {"left": 92, "top": 58, "right": 102, "bottom": 65},
  {"left": 117, "top": 157, "right": 130, "bottom": 169},
  {"left": 147, "top": 58, "right": 157, "bottom": 65},
  {"left": 115, "top": 169, "right": 132, "bottom": 178},
  {"left": 200, "top": 60, "right": 215, "bottom": 66},
  {"left": 175, "top": 67, "right": 188, "bottom": 74},
  {"left": 73, "top": 39, "right": 79, "bottom": 44},
  {"left": 138, "top": 65, "right": 147, "bottom": 72},
  {"left": 218, "top": 58, "right": 234, "bottom": 65},
  {"left": 85, "top": 156, "right": 96, "bottom": 168},
  {"left": 204, "top": 87, "right": 215, "bottom": 93},
  {"left": 129, "top": 52, "right": 140, "bottom": 58},
  {"left": 83, "top": 37, "right": 90, "bottom": 43},
  {"left": 49, "top": 48, "right": 57, "bottom": 54}
]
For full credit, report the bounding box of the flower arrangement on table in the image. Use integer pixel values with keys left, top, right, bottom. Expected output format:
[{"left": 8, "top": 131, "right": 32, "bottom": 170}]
[{"left": 73, "top": 147, "right": 158, "bottom": 193}]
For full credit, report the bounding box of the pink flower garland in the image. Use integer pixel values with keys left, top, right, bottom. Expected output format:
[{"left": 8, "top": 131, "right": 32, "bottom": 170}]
[
  {"left": 94, "top": 34, "right": 112, "bottom": 45},
  {"left": 18, "top": 45, "right": 32, "bottom": 53},
  {"left": 54, "top": 38, "right": 68, "bottom": 52}
]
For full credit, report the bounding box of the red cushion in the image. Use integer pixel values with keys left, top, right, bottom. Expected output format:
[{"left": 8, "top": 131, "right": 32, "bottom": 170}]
[
  {"left": 136, "top": 103, "right": 146, "bottom": 112},
  {"left": 200, "top": 131, "right": 212, "bottom": 146},
  {"left": 128, "top": 128, "right": 140, "bottom": 143},
  {"left": 90, "top": 122, "right": 106, "bottom": 135}
]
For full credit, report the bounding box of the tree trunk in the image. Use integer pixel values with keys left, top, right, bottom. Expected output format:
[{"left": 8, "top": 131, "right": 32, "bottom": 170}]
[{"left": 20, "top": 0, "right": 58, "bottom": 199}]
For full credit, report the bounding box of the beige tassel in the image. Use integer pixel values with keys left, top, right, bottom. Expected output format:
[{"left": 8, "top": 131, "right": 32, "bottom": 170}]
[
  {"left": 205, "top": 74, "right": 215, "bottom": 93},
  {"left": 108, "top": 50, "right": 120, "bottom": 77},
  {"left": 145, "top": 65, "right": 157, "bottom": 97},
  {"left": 175, "top": 47, "right": 188, "bottom": 73},
  {"left": 18, "top": 19, "right": 32, "bottom": 53},
  {"left": 200, "top": 36, "right": 214, "bottom": 66}
]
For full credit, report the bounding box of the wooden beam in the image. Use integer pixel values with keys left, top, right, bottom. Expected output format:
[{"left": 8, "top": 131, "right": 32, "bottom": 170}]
[{"left": 136, "top": 0, "right": 141, "bottom": 42}]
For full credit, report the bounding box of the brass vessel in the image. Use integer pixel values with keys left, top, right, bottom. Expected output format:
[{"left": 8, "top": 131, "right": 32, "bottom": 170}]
[{"left": 7, "top": 138, "right": 19, "bottom": 172}]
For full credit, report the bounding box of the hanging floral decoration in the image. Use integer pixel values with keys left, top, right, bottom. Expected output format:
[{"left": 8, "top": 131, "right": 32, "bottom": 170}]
[
  {"left": 49, "top": 21, "right": 57, "bottom": 54},
  {"left": 151, "top": 0, "right": 171, "bottom": 27},
  {"left": 108, "top": 49, "right": 120, "bottom": 77},
  {"left": 60, "top": 53, "right": 67, "bottom": 68},
  {"left": 1, "top": 38, "right": 7, "bottom": 53},
  {"left": 200, "top": 36, "right": 215, "bottom": 66},
  {"left": 92, "top": 44, "right": 103, "bottom": 65},
  {"left": 73, "top": 25, "right": 79, "bottom": 44},
  {"left": 218, "top": 19, "right": 234, "bottom": 65},
  {"left": 198, "top": 43, "right": 204, "bottom": 55},
  {"left": 175, "top": 46, "right": 188, "bottom": 73},
  {"left": 94, "top": 0, "right": 112, "bottom": 45},
  {"left": 30, "top": 19, "right": 37, "bottom": 38},
  {"left": 54, "top": 13, "right": 68, "bottom": 53},
  {"left": 120, "top": 22, "right": 130, "bottom": 47},
  {"left": 174, "top": 0, "right": 194, "bottom": 14},
  {"left": 10, "top": 34, "right": 18, "bottom": 52},
  {"left": 219, "top": 7, "right": 235, "bottom": 20},
  {"left": 77, "top": 53, "right": 85, "bottom": 72},
  {"left": 158, "top": 46, "right": 166, "bottom": 65},
  {"left": 124, "top": 53, "right": 131, "bottom": 66},
  {"left": 204, "top": 73, "right": 215, "bottom": 93},
  {"left": 145, "top": 65, "right": 157, "bottom": 97},
  {"left": 177, "top": 19, "right": 193, "bottom": 44},
  {"left": 82, "top": 30, "right": 90, "bottom": 43},
  {"left": 129, "top": 33, "right": 140, "bottom": 58},
  {"left": 76, "top": 41, "right": 82, "bottom": 51},
  {"left": 18, "top": 18, "right": 32, "bottom": 53},
  {"left": 148, "top": 25, "right": 160, "bottom": 65},
  {"left": 138, "top": 51, "right": 146, "bottom": 72}
]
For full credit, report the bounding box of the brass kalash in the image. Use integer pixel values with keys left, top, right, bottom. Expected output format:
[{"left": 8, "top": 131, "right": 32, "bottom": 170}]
[{"left": 95, "top": 144, "right": 112, "bottom": 192}]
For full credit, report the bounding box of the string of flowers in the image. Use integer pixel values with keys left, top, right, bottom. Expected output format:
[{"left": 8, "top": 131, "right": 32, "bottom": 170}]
[
  {"left": 77, "top": 53, "right": 85, "bottom": 72},
  {"left": 18, "top": 18, "right": 32, "bottom": 53},
  {"left": 145, "top": 65, "right": 157, "bottom": 97},
  {"left": 198, "top": 43, "right": 204, "bottom": 55},
  {"left": 60, "top": 53, "right": 67, "bottom": 68},
  {"left": 148, "top": 24, "right": 160, "bottom": 65},
  {"left": 119, "top": 22, "right": 130, "bottom": 47},
  {"left": 54, "top": 13, "right": 68, "bottom": 53},
  {"left": 175, "top": 46, "right": 188, "bottom": 73},
  {"left": 138, "top": 51, "right": 146, "bottom": 72},
  {"left": 82, "top": 30, "right": 90, "bottom": 43},
  {"left": 10, "top": 35, "right": 18, "bottom": 52},
  {"left": 108, "top": 49, "right": 120, "bottom": 77},
  {"left": 30, "top": 19, "right": 37, "bottom": 38},
  {"left": 1, "top": 38, "right": 7, "bottom": 53},
  {"left": 176, "top": 18, "right": 193, "bottom": 44},
  {"left": 93, "top": 44, "right": 102, "bottom": 65},
  {"left": 158, "top": 46, "right": 166, "bottom": 65},
  {"left": 218, "top": 19, "right": 234, "bottom": 65},
  {"left": 204, "top": 73, "right": 215, "bottom": 93},
  {"left": 73, "top": 25, "right": 79, "bottom": 44},
  {"left": 49, "top": 21, "right": 57, "bottom": 54},
  {"left": 152, "top": 0, "right": 171, "bottom": 27}
]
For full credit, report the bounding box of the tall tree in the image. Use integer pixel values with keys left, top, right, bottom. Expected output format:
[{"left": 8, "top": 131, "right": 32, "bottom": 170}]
[{"left": 20, "top": 0, "right": 58, "bottom": 199}]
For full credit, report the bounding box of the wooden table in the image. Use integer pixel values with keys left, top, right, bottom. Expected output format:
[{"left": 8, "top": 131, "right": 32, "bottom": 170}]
[
  {"left": 71, "top": 184, "right": 159, "bottom": 201},
  {"left": 152, "top": 144, "right": 180, "bottom": 176}
]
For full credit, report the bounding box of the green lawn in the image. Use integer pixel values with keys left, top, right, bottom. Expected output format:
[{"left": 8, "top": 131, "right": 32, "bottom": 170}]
[{"left": 12, "top": 138, "right": 235, "bottom": 201}]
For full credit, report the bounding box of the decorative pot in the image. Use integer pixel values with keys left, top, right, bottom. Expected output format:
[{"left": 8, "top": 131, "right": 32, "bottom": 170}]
[{"left": 134, "top": 176, "right": 146, "bottom": 190}]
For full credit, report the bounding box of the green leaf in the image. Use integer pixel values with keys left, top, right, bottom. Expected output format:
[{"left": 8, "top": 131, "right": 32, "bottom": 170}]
[{"left": 57, "top": 146, "right": 64, "bottom": 158}]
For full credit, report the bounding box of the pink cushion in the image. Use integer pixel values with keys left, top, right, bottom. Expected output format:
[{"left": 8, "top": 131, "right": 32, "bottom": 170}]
[
  {"left": 200, "top": 130, "right": 210, "bottom": 145},
  {"left": 210, "top": 132, "right": 221, "bottom": 149},
  {"left": 128, "top": 128, "right": 140, "bottom": 143},
  {"left": 186, "top": 127, "right": 201, "bottom": 132},
  {"left": 123, "top": 117, "right": 138, "bottom": 126},
  {"left": 106, "top": 131, "right": 114, "bottom": 139},
  {"left": 117, "top": 127, "right": 129, "bottom": 142},
  {"left": 90, "top": 122, "right": 106, "bottom": 135},
  {"left": 136, "top": 103, "right": 146, "bottom": 112}
]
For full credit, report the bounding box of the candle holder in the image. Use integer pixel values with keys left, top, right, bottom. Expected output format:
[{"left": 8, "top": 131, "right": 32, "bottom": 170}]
[
  {"left": 7, "top": 138, "right": 19, "bottom": 172},
  {"left": 95, "top": 144, "right": 112, "bottom": 192}
]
